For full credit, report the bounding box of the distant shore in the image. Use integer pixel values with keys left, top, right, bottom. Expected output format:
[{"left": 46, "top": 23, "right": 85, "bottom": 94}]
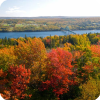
[{"left": 0, "top": 29, "right": 100, "bottom": 32}]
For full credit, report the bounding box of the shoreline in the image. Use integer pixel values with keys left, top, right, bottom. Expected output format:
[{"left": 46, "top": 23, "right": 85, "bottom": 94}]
[{"left": 0, "top": 29, "right": 100, "bottom": 32}]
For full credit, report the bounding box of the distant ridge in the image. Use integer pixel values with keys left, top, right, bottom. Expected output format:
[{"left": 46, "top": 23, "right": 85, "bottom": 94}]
[{"left": 0, "top": 16, "right": 100, "bottom": 19}]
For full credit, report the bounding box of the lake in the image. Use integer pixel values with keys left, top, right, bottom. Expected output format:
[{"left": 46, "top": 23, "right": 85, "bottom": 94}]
[{"left": 0, "top": 30, "right": 100, "bottom": 39}]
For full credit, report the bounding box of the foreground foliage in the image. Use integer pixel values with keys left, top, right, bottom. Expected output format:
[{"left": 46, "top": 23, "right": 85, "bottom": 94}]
[{"left": 0, "top": 36, "right": 100, "bottom": 100}]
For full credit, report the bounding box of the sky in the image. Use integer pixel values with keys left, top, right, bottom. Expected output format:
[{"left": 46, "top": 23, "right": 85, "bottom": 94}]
[{"left": 0, "top": 0, "right": 100, "bottom": 17}]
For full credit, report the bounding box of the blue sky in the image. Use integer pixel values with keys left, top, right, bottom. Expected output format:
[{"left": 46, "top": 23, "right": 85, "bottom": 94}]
[{"left": 0, "top": 0, "right": 100, "bottom": 17}]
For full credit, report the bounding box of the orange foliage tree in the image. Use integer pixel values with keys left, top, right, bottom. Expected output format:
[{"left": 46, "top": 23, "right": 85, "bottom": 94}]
[
  {"left": 14, "top": 37, "right": 47, "bottom": 86},
  {"left": 14, "top": 37, "right": 46, "bottom": 68},
  {"left": 0, "top": 46, "right": 16, "bottom": 71},
  {"left": 85, "top": 45, "right": 100, "bottom": 76}
]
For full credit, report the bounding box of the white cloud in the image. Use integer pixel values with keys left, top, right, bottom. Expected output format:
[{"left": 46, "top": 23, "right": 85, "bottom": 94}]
[
  {"left": 1, "top": 0, "right": 100, "bottom": 17},
  {"left": 0, "top": 94, "right": 5, "bottom": 100},
  {"left": 0, "top": 0, "right": 6, "bottom": 6},
  {"left": 6, "top": 6, "right": 26, "bottom": 14}
]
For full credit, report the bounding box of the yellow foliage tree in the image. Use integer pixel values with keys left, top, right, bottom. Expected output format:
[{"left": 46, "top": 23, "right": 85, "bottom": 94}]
[
  {"left": 0, "top": 46, "right": 16, "bottom": 71},
  {"left": 74, "top": 76, "right": 100, "bottom": 100},
  {"left": 63, "top": 42, "right": 75, "bottom": 51}
]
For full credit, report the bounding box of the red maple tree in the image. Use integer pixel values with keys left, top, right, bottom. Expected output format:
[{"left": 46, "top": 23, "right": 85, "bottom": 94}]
[{"left": 39, "top": 48, "right": 75, "bottom": 99}]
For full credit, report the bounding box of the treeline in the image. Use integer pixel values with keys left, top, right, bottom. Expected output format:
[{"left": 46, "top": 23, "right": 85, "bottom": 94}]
[
  {"left": 0, "top": 32, "right": 100, "bottom": 49},
  {"left": 1, "top": 17, "right": 100, "bottom": 31}
]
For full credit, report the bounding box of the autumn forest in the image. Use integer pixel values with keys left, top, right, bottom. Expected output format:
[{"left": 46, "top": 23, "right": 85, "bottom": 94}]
[{"left": 0, "top": 32, "right": 100, "bottom": 100}]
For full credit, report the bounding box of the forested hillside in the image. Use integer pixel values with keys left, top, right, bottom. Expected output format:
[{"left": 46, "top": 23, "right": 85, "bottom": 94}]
[{"left": 1, "top": 17, "right": 100, "bottom": 32}]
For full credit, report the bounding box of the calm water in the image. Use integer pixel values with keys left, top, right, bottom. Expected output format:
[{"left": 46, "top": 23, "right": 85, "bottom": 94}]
[{"left": 0, "top": 30, "right": 100, "bottom": 39}]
